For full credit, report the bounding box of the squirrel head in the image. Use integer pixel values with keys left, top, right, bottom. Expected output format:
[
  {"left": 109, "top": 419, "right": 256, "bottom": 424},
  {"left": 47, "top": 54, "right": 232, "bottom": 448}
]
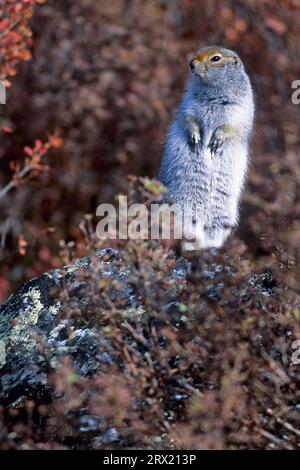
[{"left": 189, "top": 46, "right": 245, "bottom": 87}]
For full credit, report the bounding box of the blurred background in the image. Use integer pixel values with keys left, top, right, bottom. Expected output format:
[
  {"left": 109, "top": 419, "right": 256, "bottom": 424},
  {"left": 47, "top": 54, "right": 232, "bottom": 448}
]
[{"left": 1, "top": 0, "right": 300, "bottom": 300}]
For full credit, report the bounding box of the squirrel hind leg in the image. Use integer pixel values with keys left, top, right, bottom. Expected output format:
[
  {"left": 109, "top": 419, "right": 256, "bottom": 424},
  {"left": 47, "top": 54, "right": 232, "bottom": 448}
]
[
  {"left": 181, "top": 228, "right": 230, "bottom": 251},
  {"left": 181, "top": 219, "right": 205, "bottom": 251},
  {"left": 202, "top": 225, "right": 232, "bottom": 249},
  {"left": 181, "top": 218, "right": 233, "bottom": 251},
  {"left": 182, "top": 238, "right": 203, "bottom": 252}
]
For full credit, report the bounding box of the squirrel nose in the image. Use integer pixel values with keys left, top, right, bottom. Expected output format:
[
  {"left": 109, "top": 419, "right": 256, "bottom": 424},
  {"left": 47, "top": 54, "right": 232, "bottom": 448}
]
[{"left": 189, "top": 59, "right": 196, "bottom": 71}]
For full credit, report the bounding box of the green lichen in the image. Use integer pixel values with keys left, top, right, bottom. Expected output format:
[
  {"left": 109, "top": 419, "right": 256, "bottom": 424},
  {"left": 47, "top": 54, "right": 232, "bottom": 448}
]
[{"left": 10, "top": 287, "right": 44, "bottom": 350}]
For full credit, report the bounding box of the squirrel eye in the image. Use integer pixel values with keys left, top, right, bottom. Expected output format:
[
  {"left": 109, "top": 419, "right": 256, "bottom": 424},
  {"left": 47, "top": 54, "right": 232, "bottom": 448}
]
[{"left": 211, "top": 55, "right": 222, "bottom": 62}]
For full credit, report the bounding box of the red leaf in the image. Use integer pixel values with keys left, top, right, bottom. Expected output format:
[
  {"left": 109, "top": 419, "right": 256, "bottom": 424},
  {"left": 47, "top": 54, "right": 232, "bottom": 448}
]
[{"left": 24, "top": 146, "right": 33, "bottom": 156}]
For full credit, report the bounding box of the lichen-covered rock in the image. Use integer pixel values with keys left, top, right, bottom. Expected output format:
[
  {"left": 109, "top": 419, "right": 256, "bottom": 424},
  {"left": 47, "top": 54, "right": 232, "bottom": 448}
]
[
  {"left": 1, "top": 241, "right": 298, "bottom": 450},
  {"left": 0, "top": 246, "right": 278, "bottom": 409},
  {"left": 0, "top": 248, "right": 133, "bottom": 406}
]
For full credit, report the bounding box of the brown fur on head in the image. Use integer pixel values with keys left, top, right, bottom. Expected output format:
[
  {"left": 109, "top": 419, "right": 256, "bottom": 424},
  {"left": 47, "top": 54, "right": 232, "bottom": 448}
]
[{"left": 190, "top": 46, "right": 241, "bottom": 73}]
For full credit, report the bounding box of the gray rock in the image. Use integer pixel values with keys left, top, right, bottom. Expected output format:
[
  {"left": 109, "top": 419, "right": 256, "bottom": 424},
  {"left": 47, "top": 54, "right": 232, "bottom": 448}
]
[
  {"left": 0, "top": 246, "right": 277, "bottom": 414},
  {"left": 0, "top": 248, "right": 133, "bottom": 406}
]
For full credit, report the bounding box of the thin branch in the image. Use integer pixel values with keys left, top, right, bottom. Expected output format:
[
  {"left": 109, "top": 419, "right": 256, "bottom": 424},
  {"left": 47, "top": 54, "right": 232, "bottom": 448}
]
[
  {"left": 255, "top": 426, "right": 294, "bottom": 450},
  {"left": 266, "top": 408, "right": 300, "bottom": 438},
  {"left": 0, "top": 163, "right": 33, "bottom": 200},
  {"left": 0, "top": 19, "right": 21, "bottom": 41}
]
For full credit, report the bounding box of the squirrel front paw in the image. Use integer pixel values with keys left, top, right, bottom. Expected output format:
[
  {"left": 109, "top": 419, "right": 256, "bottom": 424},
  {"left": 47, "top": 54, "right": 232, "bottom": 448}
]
[
  {"left": 208, "top": 127, "right": 226, "bottom": 156},
  {"left": 184, "top": 118, "right": 201, "bottom": 147},
  {"left": 191, "top": 127, "right": 201, "bottom": 145}
]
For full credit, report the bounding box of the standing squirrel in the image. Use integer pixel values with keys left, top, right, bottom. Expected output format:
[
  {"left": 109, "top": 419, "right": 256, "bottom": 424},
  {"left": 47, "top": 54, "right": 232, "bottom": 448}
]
[{"left": 159, "top": 46, "right": 254, "bottom": 250}]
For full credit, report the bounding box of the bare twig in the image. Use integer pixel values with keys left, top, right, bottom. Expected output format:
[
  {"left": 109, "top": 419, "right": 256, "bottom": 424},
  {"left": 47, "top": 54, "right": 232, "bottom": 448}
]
[
  {"left": 267, "top": 408, "right": 300, "bottom": 438},
  {"left": 0, "top": 163, "right": 33, "bottom": 200},
  {"left": 255, "top": 426, "right": 293, "bottom": 450},
  {"left": 0, "top": 19, "right": 21, "bottom": 41}
]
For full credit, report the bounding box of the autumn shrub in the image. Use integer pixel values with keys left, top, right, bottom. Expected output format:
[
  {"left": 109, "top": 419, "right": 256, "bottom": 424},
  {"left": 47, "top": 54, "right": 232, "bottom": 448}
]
[{"left": 1, "top": 179, "right": 300, "bottom": 450}]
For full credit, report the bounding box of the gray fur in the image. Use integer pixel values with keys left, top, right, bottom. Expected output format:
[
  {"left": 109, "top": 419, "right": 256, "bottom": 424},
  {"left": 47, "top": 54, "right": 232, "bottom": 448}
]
[{"left": 159, "top": 46, "right": 254, "bottom": 250}]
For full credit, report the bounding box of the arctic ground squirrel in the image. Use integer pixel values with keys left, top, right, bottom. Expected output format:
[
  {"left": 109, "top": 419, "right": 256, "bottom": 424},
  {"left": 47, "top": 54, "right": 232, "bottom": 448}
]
[{"left": 159, "top": 46, "right": 254, "bottom": 250}]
